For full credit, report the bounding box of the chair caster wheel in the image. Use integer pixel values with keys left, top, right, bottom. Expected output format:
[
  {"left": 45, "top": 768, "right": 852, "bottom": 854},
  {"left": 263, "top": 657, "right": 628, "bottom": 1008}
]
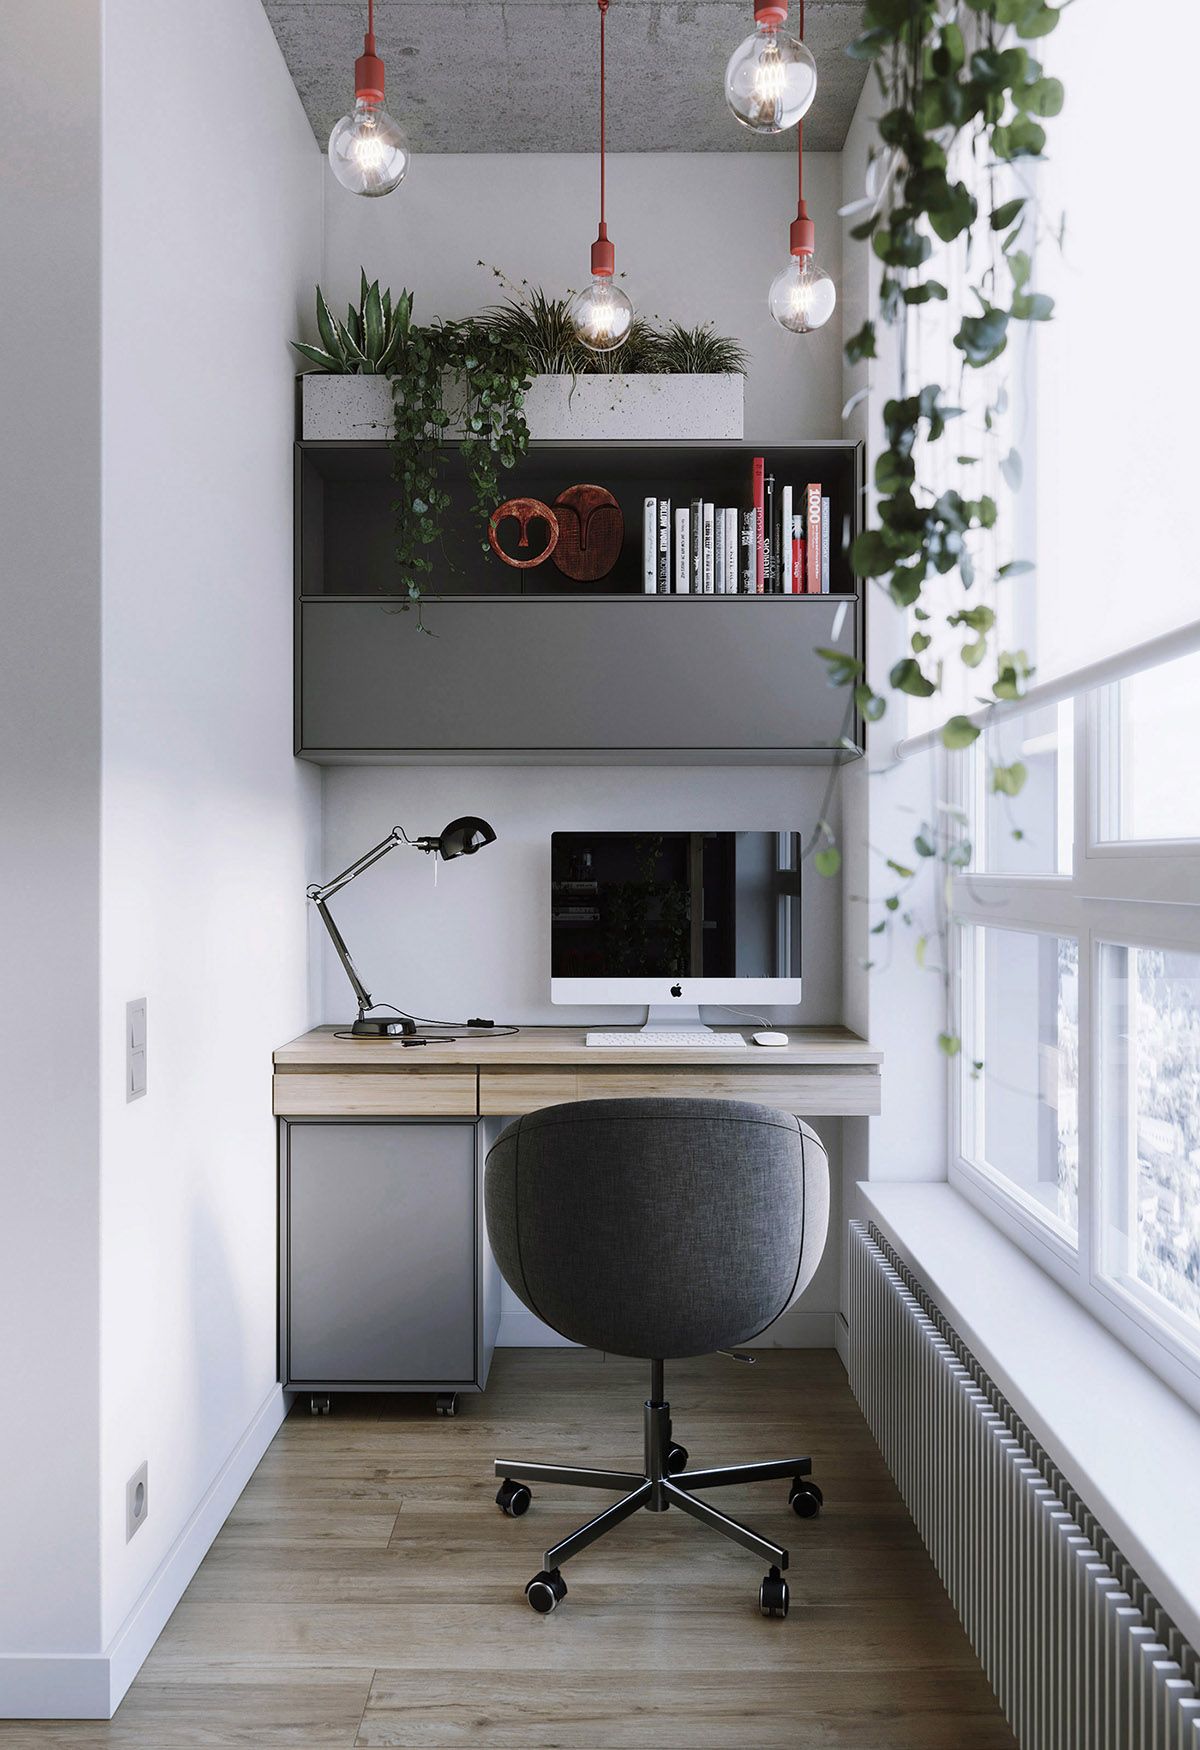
[
  {"left": 789, "top": 1479, "right": 823, "bottom": 1518},
  {"left": 666, "top": 1442, "right": 689, "bottom": 1474},
  {"left": 435, "top": 1394, "right": 458, "bottom": 1417},
  {"left": 309, "top": 1396, "right": 330, "bottom": 1416},
  {"left": 525, "top": 1568, "right": 567, "bottom": 1614},
  {"left": 496, "top": 1478, "right": 532, "bottom": 1518},
  {"left": 759, "top": 1567, "right": 789, "bottom": 1619}
]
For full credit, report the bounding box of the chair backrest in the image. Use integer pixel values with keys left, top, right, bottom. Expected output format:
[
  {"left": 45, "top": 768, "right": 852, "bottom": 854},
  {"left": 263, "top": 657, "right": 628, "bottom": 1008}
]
[{"left": 485, "top": 1097, "right": 829, "bottom": 1359}]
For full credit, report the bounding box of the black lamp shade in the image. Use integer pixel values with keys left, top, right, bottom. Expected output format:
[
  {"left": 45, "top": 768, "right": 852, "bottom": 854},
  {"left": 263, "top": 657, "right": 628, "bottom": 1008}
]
[{"left": 437, "top": 816, "right": 497, "bottom": 860}]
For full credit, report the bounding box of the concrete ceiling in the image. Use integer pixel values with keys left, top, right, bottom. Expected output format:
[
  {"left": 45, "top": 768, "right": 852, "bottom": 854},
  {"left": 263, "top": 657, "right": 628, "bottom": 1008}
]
[{"left": 261, "top": 2, "right": 869, "bottom": 154}]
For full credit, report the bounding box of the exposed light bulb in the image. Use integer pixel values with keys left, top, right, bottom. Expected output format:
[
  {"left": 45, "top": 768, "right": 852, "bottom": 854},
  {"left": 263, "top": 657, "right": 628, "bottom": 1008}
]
[
  {"left": 724, "top": 23, "right": 816, "bottom": 133},
  {"left": 769, "top": 253, "right": 837, "bottom": 334},
  {"left": 329, "top": 98, "right": 409, "bottom": 196},
  {"left": 567, "top": 276, "right": 634, "bottom": 353}
]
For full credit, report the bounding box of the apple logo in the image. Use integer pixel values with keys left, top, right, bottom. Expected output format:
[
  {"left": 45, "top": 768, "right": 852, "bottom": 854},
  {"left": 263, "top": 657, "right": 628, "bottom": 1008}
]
[{"left": 670, "top": 984, "right": 683, "bottom": 997}]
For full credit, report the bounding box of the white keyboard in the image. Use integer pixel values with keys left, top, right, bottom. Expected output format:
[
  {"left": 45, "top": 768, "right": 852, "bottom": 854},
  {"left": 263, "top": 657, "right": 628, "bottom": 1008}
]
[{"left": 584, "top": 1030, "right": 749, "bottom": 1050}]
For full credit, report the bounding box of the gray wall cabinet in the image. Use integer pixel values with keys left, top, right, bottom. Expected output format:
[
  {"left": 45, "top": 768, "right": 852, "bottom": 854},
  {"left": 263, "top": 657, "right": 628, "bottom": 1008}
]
[{"left": 279, "top": 1119, "right": 499, "bottom": 1401}]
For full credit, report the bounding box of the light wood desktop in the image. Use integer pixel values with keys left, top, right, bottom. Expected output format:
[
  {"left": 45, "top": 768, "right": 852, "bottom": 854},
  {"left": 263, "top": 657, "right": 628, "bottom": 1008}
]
[{"left": 272, "top": 1024, "right": 883, "bottom": 1119}]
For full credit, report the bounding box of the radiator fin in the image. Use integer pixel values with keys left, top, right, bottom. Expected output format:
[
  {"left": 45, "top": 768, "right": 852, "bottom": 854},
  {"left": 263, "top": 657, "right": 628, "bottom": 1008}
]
[{"left": 847, "top": 1220, "right": 1199, "bottom": 1750}]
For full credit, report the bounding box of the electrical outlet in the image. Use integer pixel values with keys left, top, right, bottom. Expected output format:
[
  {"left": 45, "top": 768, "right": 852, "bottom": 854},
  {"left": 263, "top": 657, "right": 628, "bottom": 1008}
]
[
  {"left": 126, "top": 1461, "right": 149, "bottom": 1541},
  {"left": 126, "top": 999, "right": 147, "bottom": 1102}
]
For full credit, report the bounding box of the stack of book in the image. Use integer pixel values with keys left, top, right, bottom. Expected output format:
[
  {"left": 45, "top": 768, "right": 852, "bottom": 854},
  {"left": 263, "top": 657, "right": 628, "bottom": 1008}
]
[{"left": 642, "top": 458, "right": 832, "bottom": 595}]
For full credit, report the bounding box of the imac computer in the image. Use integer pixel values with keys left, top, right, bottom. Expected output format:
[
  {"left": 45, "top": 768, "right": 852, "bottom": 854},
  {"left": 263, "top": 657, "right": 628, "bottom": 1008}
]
[{"left": 550, "top": 830, "right": 802, "bottom": 1036}]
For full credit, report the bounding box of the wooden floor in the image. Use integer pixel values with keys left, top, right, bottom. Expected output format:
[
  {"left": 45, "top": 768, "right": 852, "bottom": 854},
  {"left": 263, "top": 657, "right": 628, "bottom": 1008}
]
[{"left": 3, "top": 1351, "right": 1013, "bottom": 1748}]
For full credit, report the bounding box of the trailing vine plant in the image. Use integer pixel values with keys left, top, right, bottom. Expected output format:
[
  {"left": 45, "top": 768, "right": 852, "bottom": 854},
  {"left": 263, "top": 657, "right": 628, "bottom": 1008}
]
[{"left": 821, "top": 0, "right": 1067, "bottom": 1054}]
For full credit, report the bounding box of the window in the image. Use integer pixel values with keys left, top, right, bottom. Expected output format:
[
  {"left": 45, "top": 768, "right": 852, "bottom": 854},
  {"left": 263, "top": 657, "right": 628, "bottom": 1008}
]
[
  {"left": 1095, "top": 651, "right": 1200, "bottom": 845},
  {"left": 960, "top": 925, "right": 1078, "bottom": 1240},
  {"left": 971, "top": 702, "right": 1073, "bottom": 877}
]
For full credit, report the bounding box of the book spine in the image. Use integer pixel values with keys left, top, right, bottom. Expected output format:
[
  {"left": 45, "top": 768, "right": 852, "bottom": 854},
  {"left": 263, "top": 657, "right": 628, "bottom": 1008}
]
[
  {"left": 674, "top": 507, "right": 690, "bottom": 594},
  {"left": 657, "top": 498, "right": 670, "bottom": 595},
  {"left": 643, "top": 497, "right": 657, "bottom": 594},
  {"left": 752, "top": 457, "right": 765, "bottom": 594},
  {"left": 739, "top": 511, "right": 755, "bottom": 594},
  {"left": 714, "top": 508, "right": 726, "bottom": 594},
  {"left": 791, "top": 514, "right": 803, "bottom": 595},
  {"left": 702, "top": 502, "right": 715, "bottom": 594},
  {"left": 764, "top": 473, "right": 776, "bottom": 593},
  {"left": 690, "top": 498, "right": 703, "bottom": 594},
  {"left": 806, "top": 484, "right": 822, "bottom": 594},
  {"left": 780, "top": 486, "right": 793, "bottom": 594},
  {"left": 821, "top": 495, "right": 831, "bottom": 593},
  {"left": 725, "top": 508, "right": 737, "bottom": 597}
]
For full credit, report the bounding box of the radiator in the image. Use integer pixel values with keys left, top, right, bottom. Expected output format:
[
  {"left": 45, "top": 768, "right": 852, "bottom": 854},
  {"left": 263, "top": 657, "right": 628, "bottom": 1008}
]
[{"left": 847, "top": 1220, "right": 1200, "bottom": 1750}]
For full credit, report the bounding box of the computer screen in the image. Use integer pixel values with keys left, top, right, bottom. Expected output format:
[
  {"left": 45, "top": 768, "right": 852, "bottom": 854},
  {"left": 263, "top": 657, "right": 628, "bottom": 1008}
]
[{"left": 550, "top": 831, "right": 802, "bottom": 1006}]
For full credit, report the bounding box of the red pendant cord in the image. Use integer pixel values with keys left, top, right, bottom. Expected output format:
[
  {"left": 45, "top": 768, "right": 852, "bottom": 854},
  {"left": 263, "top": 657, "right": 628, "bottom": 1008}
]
[
  {"left": 357, "top": 0, "right": 385, "bottom": 100},
  {"left": 590, "top": 0, "right": 615, "bottom": 276},
  {"left": 789, "top": 0, "right": 814, "bottom": 257}
]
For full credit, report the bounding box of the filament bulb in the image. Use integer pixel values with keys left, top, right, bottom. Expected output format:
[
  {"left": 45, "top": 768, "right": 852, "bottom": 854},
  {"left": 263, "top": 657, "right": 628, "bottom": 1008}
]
[
  {"left": 724, "top": 24, "right": 817, "bottom": 133},
  {"left": 567, "top": 277, "right": 634, "bottom": 354},
  {"left": 328, "top": 99, "right": 409, "bottom": 196},
  {"left": 769, "top": 254, "right": 837, "bottom": 334}
]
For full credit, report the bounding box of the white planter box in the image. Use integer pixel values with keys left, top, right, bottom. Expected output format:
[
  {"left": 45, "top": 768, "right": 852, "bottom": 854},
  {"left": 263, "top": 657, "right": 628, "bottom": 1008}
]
[{"left": 300, "top": 372, "right": 744, "bottom": 442}]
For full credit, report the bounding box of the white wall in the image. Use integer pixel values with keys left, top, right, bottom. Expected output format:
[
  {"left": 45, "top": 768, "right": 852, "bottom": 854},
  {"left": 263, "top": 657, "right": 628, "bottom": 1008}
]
[
  {"left": 97, "top": 0, "right": 323, "bottom": 1679},
  {"left": 323, "top": 151, "right": 845, "bottom": 440},
  {"left": 0, "top": 3, "right": 105, "bottom": 1704}
]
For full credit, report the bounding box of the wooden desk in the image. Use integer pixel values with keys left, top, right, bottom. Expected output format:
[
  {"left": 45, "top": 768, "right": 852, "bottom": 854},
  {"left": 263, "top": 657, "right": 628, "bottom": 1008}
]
[
  {"left": 273, "top": 1026, "right": 881, "bottom": 1411},
  {"left": 273, "top": 1025, "right": 883, "bottom": 1119}
]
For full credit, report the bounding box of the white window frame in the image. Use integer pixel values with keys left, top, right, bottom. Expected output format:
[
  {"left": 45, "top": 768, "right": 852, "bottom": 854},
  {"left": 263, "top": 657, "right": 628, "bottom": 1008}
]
[{"left": 948, "top": 677, "right": 1200, "bottom": 1415}]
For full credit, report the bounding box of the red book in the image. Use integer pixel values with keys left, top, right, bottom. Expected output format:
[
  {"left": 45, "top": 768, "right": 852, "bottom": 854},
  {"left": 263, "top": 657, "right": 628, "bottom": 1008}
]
[
  {"left": 791, "top": 533, "right": 804, "bottom": 594},
  {"left": 805, "top": 484, "right": 822, "bottom": 594},
  {"left": 752, "top": 457, "right": 765, "bottom": 594}
]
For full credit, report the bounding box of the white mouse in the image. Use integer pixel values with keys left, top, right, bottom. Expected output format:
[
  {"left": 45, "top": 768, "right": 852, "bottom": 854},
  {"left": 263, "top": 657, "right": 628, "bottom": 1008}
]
[{"left": 751, "top": 1031, "right": 789, "bottom": 1047}]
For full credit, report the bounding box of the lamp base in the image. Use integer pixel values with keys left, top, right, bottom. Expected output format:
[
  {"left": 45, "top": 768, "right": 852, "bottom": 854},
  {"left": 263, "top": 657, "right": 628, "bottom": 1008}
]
[{"left": 351, "top": 1014, "right": 417, "bottom": 1038}]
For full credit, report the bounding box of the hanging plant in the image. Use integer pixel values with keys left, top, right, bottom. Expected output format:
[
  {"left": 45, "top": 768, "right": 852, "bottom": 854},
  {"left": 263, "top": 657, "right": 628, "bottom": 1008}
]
[{"left": 819, "top": 0, "right": 1067, "bottom": 1051}]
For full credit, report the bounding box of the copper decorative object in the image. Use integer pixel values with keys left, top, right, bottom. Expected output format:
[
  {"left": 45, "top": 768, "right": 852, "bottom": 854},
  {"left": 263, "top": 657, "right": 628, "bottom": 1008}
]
[
  {"left": 550, "top": 484, "right": 624, "bottom": 582},
  {"left": 487, "top": 498, "right": 560, "bottom": 569}
]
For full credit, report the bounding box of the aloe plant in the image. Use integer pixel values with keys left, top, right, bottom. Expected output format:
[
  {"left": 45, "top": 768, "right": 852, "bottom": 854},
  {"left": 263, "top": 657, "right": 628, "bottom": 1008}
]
[{"left": 292, "top": 271, "right": 410, "bottom": 374}]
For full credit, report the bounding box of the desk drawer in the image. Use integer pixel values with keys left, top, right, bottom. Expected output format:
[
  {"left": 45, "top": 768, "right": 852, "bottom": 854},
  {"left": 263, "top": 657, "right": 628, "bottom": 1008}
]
[
  {"left": 273, "top": 1071, "right": 478, "bottom": 1117},
  {"left": 479, "top": 1067, "right": 880, "bottom": 1117}
]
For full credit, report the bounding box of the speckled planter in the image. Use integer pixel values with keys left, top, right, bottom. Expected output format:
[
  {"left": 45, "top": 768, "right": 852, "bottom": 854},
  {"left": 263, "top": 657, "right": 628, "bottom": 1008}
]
[{"left": 299, "top": 372, "right": 745, "bottom": 442}]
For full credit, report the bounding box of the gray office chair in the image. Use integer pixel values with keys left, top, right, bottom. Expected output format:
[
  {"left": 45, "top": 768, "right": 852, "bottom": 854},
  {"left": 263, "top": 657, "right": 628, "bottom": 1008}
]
[{"left": 484, "top": 1097, "right": 830, "bottom": 1618}]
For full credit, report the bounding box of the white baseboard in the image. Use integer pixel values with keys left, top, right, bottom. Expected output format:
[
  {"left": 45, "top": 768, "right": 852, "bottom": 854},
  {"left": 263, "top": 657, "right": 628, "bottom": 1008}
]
[{"left": 0, "top": 1383, "right": 288, "bottom": 1721}]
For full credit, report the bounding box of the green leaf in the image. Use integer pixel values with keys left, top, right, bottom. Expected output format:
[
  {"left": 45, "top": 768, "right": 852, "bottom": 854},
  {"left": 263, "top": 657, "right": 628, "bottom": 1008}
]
[
  {"left": 991, "top": 760, "right": 1028, "bottom": 797},
  {"left": 915, "top": 935, "right": 928, "bottom": 968},
  {"left": 999, "top": 559, "right": 1034, "bottom": 577},
  {"left": 885, "top": 895, "right": 901, "bottom": 912},
  {"left": 955, "top": 307, "right": 1009, "bottom": 367},
  {"left": 844, "top": 320, "right": 877, "bottom": 364},
  {"left": 890, "top": 657, "right": 937, "bottom": 698},
  {"left": 814, "top": 847, "right": 842, "bottom": 878},
  {"left": 903, "top": 280, "right": 950, "bottom": 305},
  {"left": 886, "top": 859, "right": 915, "bottom": 879},
  {"left": 316, "top": 286, "right": 343, "bottom": 361},
  {"left": 292, "top": 341, "right": 344, "bottom": 373},
  {"left": 942, "top": 715, "right": 981, "bottom": 749},
  {"left": 816, "top": 646, "right": 863, "bottom": 687},
  {"left": 914, "top": 834, "right": 936, "bottom": 858},
  {"left": 1020, "top": 74, "right": 1065, "bottom": 114},
  {"left": 911, "top": 630, "right": 931, "bottom": 655},
  {"left": 991, "top": 196, "right": 1026, "bottom": 231},
  {"left": 1000, "top": 448, "right": 1024, "bottom": 491},
  {"left": 938, "top": 1033, "right": 962, "bottom": 1058},
  {"left": 363, "top": 280, "right": 385, "bottom": 364},
  {"left": 855, "top": 683, "right": 887, "bottom": 722},
  {"left": 961, "top": 636, "right": 988, "bottom": 668},
  {"left": 1012, "top": 290, "right": 1055, "bottom": 322}
]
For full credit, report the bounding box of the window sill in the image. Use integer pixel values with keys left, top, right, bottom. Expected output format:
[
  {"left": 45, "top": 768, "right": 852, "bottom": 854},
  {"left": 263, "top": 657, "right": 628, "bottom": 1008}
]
[{"left": 858, "top": 1180, "right": 1200, "bottom": 1653}]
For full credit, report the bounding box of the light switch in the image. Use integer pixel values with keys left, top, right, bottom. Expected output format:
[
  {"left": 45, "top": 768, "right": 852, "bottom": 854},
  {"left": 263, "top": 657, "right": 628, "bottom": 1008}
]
[{"left": 127, "top": 999, "right": 147, "bottom": 1101}]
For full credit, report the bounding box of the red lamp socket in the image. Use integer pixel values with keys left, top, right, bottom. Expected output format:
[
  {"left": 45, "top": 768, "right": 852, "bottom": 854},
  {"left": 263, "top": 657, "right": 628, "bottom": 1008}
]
[
  {"left": 790, "top": 199, "right": 815, "bottom": 258},
  {"left": 355, "top": 31, "right": 385, "bottom": 102},
  {"left": 754, "top": 0, "right": 789, "bottom": 28},
  {"left": 590, "top": 222, "right": 615, "bottom": 278}
]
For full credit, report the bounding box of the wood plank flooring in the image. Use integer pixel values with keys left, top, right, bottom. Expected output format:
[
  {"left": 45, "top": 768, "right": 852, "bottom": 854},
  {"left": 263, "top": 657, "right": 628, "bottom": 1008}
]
[{"left": 0, "top": 1350, "right": 1014, "bottom": 1748}]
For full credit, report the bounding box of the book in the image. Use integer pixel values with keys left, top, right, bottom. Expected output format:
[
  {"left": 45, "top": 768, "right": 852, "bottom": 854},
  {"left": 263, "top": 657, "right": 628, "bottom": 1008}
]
[
  {"left": 805, "top": 484, "right": 822, "bottom": 594},
  {"left": 739, "top": 511, "right": 755, "bottom": 594},
  {"left": 714, "top": 508, "right": 726, "bottom": 594},
  {"left": 752, "top": 457, "right": 765, "bottom": 594},
  {"left": 780, "top": 486, "right": 793, "bottom": 594},
  {"left": 643, "top": 497, "right": 657, "bottom": 594},
  {"left": 690, "top": 498, "right": 703, "bottom": 594},
  {"left": 657, "top": 498, "right": 671, "bottom": 595},
  {"left": 791, "top": 514, "right": 804, "bottom": 595},
  {"left": 821, "top": 495, "right": 831, "bottom": 593},
  {"left": 764, "top": 473, "right": 776, "bottom": 592},
  {"left": 702, "top": 502, "right": 715, "bottom": 594},
  {"left": 674, "top": 507, "right": 690, "bottom": 594},
  {"left": 725, "top": 508, "right": 738, "bottom": 597}
]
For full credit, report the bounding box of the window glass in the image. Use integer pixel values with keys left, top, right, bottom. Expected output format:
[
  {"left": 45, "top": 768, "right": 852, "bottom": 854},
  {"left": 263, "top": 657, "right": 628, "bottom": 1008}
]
[
  {"left": 961, "top": 924, "right": 1079, "bottom": 1238},
  {"left": 974, "top": 701, "right": 1073, "bottom": 876},
  {"left": 1100, "top": 944, "right": 1200, "bottom": 1338},
  {"left": 1098, "top": 652, "right": 1200, "bottom": 843}
]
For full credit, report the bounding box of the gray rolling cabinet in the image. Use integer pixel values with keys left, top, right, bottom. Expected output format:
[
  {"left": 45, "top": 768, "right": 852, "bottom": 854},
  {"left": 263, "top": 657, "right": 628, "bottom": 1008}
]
[{"left": 278, "top": 1118, "right": 499, "bottom": 1415}]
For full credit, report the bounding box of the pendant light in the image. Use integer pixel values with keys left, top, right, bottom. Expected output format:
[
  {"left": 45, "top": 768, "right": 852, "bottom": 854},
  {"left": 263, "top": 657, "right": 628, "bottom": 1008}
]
[
  {"left": 567, "top": 0, "right": 634, "bottom": 354},
  {"left": 768, "top": 9, "right": 835, "bottom": 334},
  {"left": 328, "top": 0, "right": 409, "bottom": 197},
  {"left": 725, "top": 0, "right": 816, "bottom": 134}
]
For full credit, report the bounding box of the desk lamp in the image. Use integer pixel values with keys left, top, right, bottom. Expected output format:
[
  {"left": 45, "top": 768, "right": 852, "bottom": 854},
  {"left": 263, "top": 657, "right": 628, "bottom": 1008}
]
[{"left": 308, "top": 817, "right": 496, "bottom": 1037}]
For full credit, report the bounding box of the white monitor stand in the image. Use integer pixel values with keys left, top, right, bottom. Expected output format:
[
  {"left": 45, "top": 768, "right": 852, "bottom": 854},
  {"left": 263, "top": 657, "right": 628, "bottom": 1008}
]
[{"left": 639, "top": 1005, "right": 713, "bottom": 1033}]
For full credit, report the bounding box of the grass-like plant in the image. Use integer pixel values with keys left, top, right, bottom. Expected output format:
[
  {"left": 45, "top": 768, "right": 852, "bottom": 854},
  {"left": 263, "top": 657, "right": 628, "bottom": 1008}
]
[{"left": 643, "top": 322, "right": 751, "bottom": 375}]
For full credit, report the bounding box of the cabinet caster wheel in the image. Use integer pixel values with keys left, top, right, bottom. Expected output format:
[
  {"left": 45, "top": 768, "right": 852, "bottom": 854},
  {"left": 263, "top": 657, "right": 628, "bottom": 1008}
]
[
  {"left": 665, "top": 1442, "right": 689, "bottom": 1474},
  {"left": 435, "top": 1394, "right": 458, "bottom": 1417},
  {"left": 525, "top": 1568, "right": 567, "bottom": 1614},
  {"left": 496, "top": 1478, "right": 532, "bottom": 1518},
  {"left": 309, "top": 1396, "right": 330, "bottom": 1416},
  {"left": 759, "top": 1567, "right": 789, "bottom": 1619},
  {"left": 789, "top": 1479, "right": 823, "bottom": 1518}
]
